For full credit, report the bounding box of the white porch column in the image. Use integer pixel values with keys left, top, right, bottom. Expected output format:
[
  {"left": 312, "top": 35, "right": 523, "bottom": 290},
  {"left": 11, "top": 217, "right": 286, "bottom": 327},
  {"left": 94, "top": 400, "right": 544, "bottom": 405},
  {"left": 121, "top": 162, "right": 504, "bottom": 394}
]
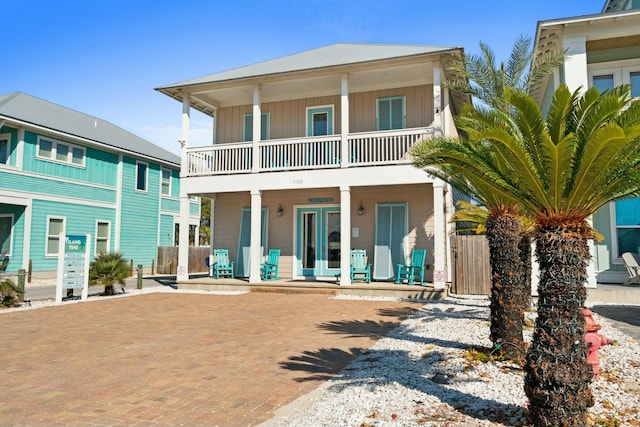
[
  {"left": 211, "top": 108, "right": 217, "bottom": 144},
  {"left": 339, "top": 185, "right": 352, "bottom": 285},
  {"left": 340, "top": 74, "right": 350, "bottom": 168},
  {"left": 563, "top": 36, "right": 588, "bottom": 95},
  {"left": 177, "top": 195, "right": 190, "bottom": 281},
  {"left": 209, "top": 196, "right": 216, "bottom": 247},
  {"left": 249, "top": 189, "right": 262, "bottom": 283},
  {"left": 432, "top": 65, "right": 442, "bottom": 133},
  {"left": 252, "top": 86, "right": 261, "bottom": 173},
  {"left": 177, "top": 93, "right": 191, "bottom": 281},
  {"left": 432, "top": 180, "right": 447, "bottom": 289}
]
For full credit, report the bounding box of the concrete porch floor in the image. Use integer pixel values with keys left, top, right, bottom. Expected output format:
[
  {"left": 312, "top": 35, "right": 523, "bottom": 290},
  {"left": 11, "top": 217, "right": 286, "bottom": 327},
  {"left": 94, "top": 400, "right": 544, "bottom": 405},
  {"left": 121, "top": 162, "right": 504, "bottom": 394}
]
[{"left": 177, "top": 276, "right": 446, "bottom": 300}]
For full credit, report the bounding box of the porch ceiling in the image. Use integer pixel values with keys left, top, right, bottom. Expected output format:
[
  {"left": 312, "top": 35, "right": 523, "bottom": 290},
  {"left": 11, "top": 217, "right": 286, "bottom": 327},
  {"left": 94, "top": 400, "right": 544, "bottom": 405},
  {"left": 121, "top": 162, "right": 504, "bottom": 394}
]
[{"left": 158, "top": 53, "right": 459, "bottom": 116}]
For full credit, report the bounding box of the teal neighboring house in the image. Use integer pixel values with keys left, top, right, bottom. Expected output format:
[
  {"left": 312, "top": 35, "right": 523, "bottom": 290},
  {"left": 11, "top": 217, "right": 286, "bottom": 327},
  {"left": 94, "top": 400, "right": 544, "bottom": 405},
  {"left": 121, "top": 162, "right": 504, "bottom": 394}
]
[{"left": 0, "top": 92, "right": 200, "bottom": 276}]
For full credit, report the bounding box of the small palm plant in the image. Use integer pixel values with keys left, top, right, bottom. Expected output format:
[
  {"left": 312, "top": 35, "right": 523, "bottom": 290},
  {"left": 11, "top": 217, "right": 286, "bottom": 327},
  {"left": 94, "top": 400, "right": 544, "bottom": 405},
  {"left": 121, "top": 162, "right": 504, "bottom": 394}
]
[{"left": 89, "top": 252, "right": 130, "bottom": 296}]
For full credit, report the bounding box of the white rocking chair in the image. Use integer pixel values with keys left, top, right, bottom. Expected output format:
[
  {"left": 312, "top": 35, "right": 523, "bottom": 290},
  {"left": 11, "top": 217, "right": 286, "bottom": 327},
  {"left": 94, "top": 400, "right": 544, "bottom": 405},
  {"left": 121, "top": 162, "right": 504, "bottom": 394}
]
[{"left": 621, "top": 252, "right": 640, "bottom": 286}]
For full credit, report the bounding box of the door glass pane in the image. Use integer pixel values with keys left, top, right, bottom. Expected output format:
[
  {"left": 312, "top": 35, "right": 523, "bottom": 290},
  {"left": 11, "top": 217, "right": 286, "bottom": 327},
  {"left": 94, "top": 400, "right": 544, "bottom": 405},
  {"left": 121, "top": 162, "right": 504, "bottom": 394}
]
[
  {"left": 0, "top": 216, "right": 11, "bottom": 253},
  {"left": 302, "top": 212, "right": 316, "bottom": 269},
  {"left": 630, "top": 71, "right": 640, "bottom": 97},
  {"left": 593, "top": 74, "right": 614, "bottom": 93},
  {"left": 313, "top": 113, "right": 328, "bottom": 136},
  {"left": 391, "top": 98, "right": 404, "bottom": 129},
  {"left": 378, "top": 99, "right": 391, "bottom": 130},
  {"left": 326, "top": 212, "right": 340, "bottom": 269}
]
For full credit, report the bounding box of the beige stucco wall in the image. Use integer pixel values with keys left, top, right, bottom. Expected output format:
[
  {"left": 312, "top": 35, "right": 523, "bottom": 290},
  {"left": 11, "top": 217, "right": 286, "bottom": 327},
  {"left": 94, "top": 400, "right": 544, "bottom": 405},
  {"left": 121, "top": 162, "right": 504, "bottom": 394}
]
[
  {"left": 212, "top": 183, "right": 437, "bottom": 280},
  {"left": 215, "top": 85, "right": 434, "bottom": 144}
]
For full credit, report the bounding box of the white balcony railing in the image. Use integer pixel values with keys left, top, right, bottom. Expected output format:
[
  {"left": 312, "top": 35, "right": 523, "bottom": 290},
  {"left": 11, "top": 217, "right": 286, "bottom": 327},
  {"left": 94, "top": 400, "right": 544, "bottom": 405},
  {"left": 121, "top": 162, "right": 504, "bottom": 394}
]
[{"left": 184, "top": 127, "right": 435, "bottom": 177}]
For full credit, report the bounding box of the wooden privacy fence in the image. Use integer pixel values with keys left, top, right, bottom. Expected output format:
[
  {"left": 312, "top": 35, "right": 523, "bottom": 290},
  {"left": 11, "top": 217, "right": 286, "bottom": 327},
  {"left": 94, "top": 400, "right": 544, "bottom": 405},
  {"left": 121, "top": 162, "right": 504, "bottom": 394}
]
[
  {"left": 157, "top": 246, "right": 210, "bottom": 275},
  {"left": 450, "top": 235, "right": 491, "bottom": 295}
]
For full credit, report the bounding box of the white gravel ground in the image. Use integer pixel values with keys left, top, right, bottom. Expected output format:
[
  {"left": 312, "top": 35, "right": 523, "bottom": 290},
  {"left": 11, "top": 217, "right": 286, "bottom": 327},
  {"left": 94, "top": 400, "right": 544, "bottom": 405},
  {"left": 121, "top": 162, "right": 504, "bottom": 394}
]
[{"left": 266, "top": 297, "right": 640, "bottom": 427}]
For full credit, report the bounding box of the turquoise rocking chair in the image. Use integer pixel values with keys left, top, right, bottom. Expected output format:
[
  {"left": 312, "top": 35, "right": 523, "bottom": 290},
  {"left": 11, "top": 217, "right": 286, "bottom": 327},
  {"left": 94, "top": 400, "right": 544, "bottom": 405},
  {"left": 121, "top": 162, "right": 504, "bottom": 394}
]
[
  {"left": 210, "top": 249, "right": 235, "bottom": 278},
  {"left": 350, "top": 249, "right": 371, "bottom": 283},
  {"left": 260, "top": 249, "right": 281, "bottom": 280},
  {"left": 395, "top": 249, "right": 427, "bottom": 285}
]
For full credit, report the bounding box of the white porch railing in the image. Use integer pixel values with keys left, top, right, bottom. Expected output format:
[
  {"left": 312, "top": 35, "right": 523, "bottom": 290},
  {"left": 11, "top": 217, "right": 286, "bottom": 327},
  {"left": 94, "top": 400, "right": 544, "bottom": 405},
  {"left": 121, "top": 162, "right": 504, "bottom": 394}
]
[{"left": 184, "top": 127, "right": 435, "bottom": 177}]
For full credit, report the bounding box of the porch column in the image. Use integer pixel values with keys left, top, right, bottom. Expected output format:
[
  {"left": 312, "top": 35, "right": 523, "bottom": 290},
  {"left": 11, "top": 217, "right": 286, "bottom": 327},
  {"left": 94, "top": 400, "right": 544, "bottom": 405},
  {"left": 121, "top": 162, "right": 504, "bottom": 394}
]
[
  {"left": 339, "top": 185, "right": 352, "bottom": 285},
  {"left": 252, "top": 86, "right": 261, "bottom": 173},
  {"left": 562, "top": 36, "right": 588, "bottom": 95},
  {"left": 432, "top": 180, "right": 447, "bottom": 289},
  {"left": 249, "top": 189, "right": 262, "bottom": 283},
  {"left": 340, "top": 74, "right": 350, "bottom": 168},
  {"left": 177, "top": 93, "right": 191, "bottom": 282},
  {"left": 177, "top": 195, "right": 190, "bottom": 281},
  {"left": 209, "top": 196, "right": 216, "bottom": 247},
  {"left": 211, "top": 108, "right": 217, "bottom": 144},
  {"left": 432, "top": 65, "right": 442, "bottom": 134}
]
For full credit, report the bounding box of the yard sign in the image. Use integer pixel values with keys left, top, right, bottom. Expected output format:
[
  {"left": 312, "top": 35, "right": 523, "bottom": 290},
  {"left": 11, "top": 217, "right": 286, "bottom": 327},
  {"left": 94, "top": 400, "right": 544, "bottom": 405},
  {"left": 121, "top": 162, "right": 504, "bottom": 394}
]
[{"left": 55, "top": 234, "right": 90, "bottom": 303}]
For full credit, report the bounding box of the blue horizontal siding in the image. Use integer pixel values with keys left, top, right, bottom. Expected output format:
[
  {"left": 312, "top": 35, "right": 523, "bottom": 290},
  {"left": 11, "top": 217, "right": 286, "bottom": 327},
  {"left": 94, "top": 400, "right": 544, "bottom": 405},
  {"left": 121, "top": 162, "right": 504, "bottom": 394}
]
[
  {"left": 159, "top": 214, "right": 176, "bottom": 246},
  {"left": 161, "top": 198, "right": 179, "bottom": 212},
  {"left": 0, "top": 204, "right": 25, "bottom": 271}
]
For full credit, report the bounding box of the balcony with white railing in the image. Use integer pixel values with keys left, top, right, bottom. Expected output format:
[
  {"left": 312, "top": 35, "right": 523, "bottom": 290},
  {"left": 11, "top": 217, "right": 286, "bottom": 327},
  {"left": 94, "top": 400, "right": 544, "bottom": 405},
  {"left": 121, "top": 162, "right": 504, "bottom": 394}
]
[{"left": 184, "top": 127, "right": 436, "bottom": 177}]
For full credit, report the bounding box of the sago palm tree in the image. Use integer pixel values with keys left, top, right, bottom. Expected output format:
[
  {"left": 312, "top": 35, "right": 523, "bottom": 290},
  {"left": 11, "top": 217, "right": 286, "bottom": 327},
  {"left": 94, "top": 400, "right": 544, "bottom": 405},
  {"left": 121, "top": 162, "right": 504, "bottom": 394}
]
[
  {"left": 455, "top": 84, "right": 640, "bottom": 427},
  {"left": 89, "top": 251, "right": 131, "bottom": 296}
]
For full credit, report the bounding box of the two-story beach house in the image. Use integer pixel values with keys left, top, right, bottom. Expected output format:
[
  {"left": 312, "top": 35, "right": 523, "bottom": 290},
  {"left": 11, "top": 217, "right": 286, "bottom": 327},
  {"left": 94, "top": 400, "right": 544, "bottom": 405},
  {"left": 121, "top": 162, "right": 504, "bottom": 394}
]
[
  {"left": 531, "top": 0, "right": 640, "bottom": 284},
  {"left": 156, "top": 43, "right": 468, "bottom": 288},
  {"left": 0, "top": 92, "right": 200, "bottom": 278}
]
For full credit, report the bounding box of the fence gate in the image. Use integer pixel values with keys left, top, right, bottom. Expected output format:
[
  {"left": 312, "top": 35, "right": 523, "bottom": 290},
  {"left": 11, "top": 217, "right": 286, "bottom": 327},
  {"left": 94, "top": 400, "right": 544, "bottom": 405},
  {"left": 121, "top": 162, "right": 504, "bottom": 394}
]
[
  {"left": 157, "top": 246, "right": 210, "bottom": 275},
  {"left": 450, "top": 235, "right": 491, "bottom": 295}
]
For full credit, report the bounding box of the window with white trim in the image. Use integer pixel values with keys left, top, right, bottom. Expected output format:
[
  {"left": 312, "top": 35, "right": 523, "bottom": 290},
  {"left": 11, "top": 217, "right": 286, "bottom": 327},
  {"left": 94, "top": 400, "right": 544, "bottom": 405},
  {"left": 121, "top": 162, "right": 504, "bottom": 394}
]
[
  {"left": 95, "top": 221, "right": 110, "bottom": 255},
  {"left": 588, "top": 62, "right": 640, "bottom": 97},
  {"left": 46, "top": 216, "right": 65, "bottom": 256},
  {"left": 377, "top": 96, "right": 405, "bottom": 130},
  {"left": 613, "top": 199, "right": 640, "bottom": 257},
  {"left": 0, "top": 214, "right": 14, "bottom": 256},
  {"left": 37, "top": 136, "right": 85, "bottom": 167},
  {"left": 136, "top": 161, "right": 148, "bottom": 192},
  {"left": 161, "top": 168, "right": 171, "bottom": 196},
  {"left": 0, "top": 133, "right": 10, "bottom": 165},
  {"left": 243, "top": 112, "right": 270, "bottom": 141}
]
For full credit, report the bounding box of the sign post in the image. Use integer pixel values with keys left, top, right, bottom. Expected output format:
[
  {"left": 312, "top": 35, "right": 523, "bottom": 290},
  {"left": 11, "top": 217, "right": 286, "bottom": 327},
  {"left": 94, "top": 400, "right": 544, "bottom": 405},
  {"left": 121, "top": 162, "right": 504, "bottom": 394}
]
[{"left": 56, "top": 234, "right": 91, "bottom": 303}]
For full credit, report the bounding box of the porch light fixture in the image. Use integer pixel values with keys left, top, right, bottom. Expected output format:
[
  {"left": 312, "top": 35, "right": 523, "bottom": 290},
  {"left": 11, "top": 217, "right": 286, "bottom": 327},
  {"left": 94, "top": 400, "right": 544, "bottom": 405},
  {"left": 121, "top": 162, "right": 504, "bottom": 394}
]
[
  {"left": 276, "top": 204, "right": 284, "bottom": 217},
  {"left": 358, "top": 202, "right": 365, "bottom": 215}
]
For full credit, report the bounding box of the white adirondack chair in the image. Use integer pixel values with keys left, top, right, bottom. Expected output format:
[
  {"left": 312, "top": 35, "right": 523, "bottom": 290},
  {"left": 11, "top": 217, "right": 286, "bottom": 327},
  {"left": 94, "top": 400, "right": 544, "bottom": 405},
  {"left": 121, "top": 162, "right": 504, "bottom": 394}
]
[{"left": 621, "top": 252, "right": 640, "bottom": 286}]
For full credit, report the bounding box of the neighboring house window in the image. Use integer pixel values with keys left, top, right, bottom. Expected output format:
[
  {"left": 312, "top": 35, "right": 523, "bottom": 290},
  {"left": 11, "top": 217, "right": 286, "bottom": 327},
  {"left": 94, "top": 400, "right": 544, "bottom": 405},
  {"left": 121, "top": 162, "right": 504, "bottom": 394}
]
[
  {"left": 190, "top": 195, "right": 200, "bottom": 202},
  {"left": 95, "top": 221, "right": 110, "bottom": 255},
  {"left": 377, "top": 96, "right": 405, "bottom": 130},
  {"left": 592, "top": 74, "right": 615, "bottom": 93},
  {"left": 37, "top": 136, "right": 85, "bottom": 167},
  {"left": 0, "top": 134, "right": 10, "bottom": 165},
  {"left": 0, "top": 214, "right": 14, "bottom": 256},
  {"left": 46, "top": 216, "right": 65, "bottom": 256},
  {"left": 243, "top": 112, "right": 270, "bottom": 141},
  {"left": 589, "top": 62, "right": 640, "bottom": 97},
  {"left": 613, "top": 199, "right": 640, "bottom": 257},
  {"left": 161, "top": 168, "right": 171, "bottom": 196},
  {"left": 136, "top": 161, "right": 148, "bottom": 191}
]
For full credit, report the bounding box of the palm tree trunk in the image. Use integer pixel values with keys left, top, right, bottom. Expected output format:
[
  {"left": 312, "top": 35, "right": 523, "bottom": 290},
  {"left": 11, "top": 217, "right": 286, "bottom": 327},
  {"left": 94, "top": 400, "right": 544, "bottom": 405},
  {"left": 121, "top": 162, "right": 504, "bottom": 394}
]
[
  {"left": 525, "top": 221, "right": 594, "bottom": 427},
  {"left": 485, "top": 209, "right": 525, "bottom": 360},
  {"left": 518, "top": 235, "right": 532, "bottom": 310}
]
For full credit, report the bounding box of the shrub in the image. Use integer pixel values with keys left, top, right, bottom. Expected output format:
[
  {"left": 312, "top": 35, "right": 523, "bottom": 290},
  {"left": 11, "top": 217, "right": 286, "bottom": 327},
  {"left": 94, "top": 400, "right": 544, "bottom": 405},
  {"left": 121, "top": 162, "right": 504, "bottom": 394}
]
[
  {"left": 89, "top": 252, "right": 131, "bottom": 296},
  {"left": 0, "top": 278, "right": 23, "bottom": 307}
]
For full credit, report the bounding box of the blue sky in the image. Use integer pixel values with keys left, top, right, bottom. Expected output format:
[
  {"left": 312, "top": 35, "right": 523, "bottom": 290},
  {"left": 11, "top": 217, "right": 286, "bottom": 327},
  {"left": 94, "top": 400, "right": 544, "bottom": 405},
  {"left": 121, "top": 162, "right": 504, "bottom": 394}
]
[{"left": 3, "top": 0, "right": 604, "bottom": 156}]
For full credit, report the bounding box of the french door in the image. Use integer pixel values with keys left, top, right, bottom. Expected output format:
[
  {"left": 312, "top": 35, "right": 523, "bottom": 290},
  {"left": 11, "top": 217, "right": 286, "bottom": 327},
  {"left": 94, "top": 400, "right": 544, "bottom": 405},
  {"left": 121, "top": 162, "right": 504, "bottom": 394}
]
[{"left": 297, "top": 206, "right": 340, "bottom": 277}]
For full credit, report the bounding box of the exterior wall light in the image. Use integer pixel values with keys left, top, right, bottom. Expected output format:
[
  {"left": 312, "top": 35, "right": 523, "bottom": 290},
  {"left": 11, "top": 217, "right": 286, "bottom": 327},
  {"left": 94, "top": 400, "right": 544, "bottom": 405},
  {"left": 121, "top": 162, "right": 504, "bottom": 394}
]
[
  {"left": 277, "top": 204, "right": 284, "bottom": 217},
  {"left": 358, "top": 202, "right": 365, "bottom": 215}
]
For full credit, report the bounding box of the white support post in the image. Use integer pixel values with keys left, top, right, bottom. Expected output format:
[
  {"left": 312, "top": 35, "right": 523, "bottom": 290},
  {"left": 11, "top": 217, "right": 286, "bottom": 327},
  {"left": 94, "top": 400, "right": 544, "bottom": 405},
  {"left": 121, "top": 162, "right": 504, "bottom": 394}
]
[
  {"left": 249, "top": 190, "right": 262, "bottom": 283},
  {"left": 211, "top": 108, "right": 217, "bottom": 144},
  {"left": 340, "top": 74, "right": 350, "bottom": 168},
  {"left": 180, "top": 93, "right": 191, "bottom": 176},
  {"left": 209, "top": 196, "right": 216, "bottom": 247},
  {"left": 563, "top": 36, "right": 588, "bottom": 95},
  {"left": 340, "top": 185, "right": 352, "bottom": 285},
  {"left": 432, "top": 65, "right": 442, "bottom": 133},
  {"left": 177, "top": 195, "right": 190, "bottom": 281},
  {"left": 252, "top": 86, "right": 261, "bottom": 173},
  {"left": 433, "top": 180, "right": 447, "bottom": 289}
]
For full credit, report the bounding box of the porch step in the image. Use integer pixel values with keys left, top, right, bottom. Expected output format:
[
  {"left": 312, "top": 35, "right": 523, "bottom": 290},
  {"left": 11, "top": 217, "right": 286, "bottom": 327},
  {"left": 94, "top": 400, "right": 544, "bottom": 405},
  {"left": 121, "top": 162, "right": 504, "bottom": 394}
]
[{"left": 249, "top": 286, "right": 339, "bottom": 296}]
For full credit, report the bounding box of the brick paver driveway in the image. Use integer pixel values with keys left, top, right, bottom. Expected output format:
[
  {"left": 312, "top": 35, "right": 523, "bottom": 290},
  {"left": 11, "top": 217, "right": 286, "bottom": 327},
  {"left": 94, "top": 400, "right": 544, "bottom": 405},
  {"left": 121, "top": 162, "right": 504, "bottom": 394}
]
[{"left": 1, "top": 292, "right": 423, "bottom": 426}]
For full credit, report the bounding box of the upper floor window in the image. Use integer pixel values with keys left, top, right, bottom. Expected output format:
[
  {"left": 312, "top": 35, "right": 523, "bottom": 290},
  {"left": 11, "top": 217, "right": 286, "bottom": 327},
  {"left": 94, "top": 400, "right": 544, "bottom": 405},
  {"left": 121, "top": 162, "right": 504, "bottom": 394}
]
[
  {"left": 377, "top": 96, "right": 405, "bottom": 131},
  {"left": 37, "top": 136, "right": 85, "bottom": 167},
  {"left": 95, "top": 220, "right": 110, "bottom": 255},
  {"left": 136, "top": 161, "right": 148, "bottom": 192},
  {"left": 0, "top": 134, "right": 10, "bottom": 165},
  {"left": 589, "top": 62, "right": 640, "bottom": 98},
  {"left": 161, "top": 168, "right": 172, "bottom": 196},
  {"left": 46, "top": 216, "right": 65, "bottom": 256},
  {"left": 243, "top": 112, "right": 270, "bottom": 141},
  {"left": 306, "top": 106, "right": 334, "bottom": 136}
]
